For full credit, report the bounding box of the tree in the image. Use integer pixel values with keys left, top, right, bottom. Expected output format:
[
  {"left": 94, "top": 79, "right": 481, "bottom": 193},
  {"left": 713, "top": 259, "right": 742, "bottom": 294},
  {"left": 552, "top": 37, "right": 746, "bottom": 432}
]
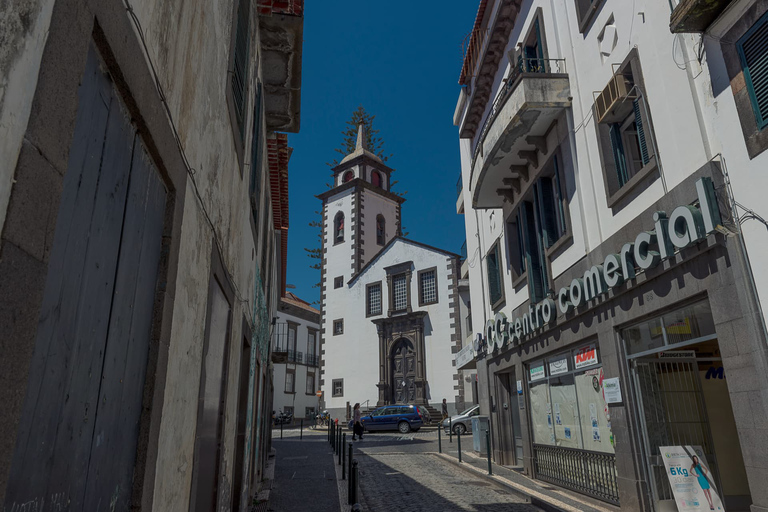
[{"left": 325, "top": 105, "right": 391, "bottom": 168}]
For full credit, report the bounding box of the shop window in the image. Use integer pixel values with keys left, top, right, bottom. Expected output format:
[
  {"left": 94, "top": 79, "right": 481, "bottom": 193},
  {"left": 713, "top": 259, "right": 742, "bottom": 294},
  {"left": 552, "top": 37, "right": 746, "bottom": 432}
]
[
  {"left": 595, "top": 50, "right": 659, "bottom": 207},
  {"left": 486, "top": 241, "right": 504, "bottom": 309},
  {"left": 737, "top": 12, "right": 768, "bottom": 131},
  {"left": 332, "top": 378, "right": 344, "bottom": 397},
  {"left": 334, "top": 212, "right": 345, "bottom": 244},
  {"left": 371, "top": 170, "right": 382, "bottom": 187},
  {"left": 333, "top": 319, "right": 344, "bottom": 336},
  {"left": 527, "top": 344, "right": 614, "bottom": 454},
  {"left": 334, "top": 276, "right": 343, "bottom": 289},
  {"left": 285, "top": 370, "right": 295, "bottom": 393},
  {"left": 376, "top": 215, "right": 386, "bottom": 245},
  {"left": 343, "top": 170, "right": 354, "bottom": 183},
  {"left": 621, "top": 300, "right": 716, "bottom": 356},
  {"left": 418, "top": 268, "right": 438, "bottom": 306},
  {"left": 366, "top": 281, "right": 382, "bottom": 317}
]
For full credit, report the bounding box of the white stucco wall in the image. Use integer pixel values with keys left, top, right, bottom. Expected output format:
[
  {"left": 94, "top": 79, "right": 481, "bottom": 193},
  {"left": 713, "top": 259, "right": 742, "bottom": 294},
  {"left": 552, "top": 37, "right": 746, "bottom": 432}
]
[
  {"left": 360, "top": 188, "right": 399, "bottom": 267},
  {"left": 273, "top": 307, "right": 320, "bottom": 419}
]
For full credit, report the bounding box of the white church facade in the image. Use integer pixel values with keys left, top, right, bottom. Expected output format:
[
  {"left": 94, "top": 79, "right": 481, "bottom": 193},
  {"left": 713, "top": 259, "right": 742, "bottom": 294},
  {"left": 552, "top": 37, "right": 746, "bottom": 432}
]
[{"left": 318, "top": 126, "right": 466, "bottom": 420}]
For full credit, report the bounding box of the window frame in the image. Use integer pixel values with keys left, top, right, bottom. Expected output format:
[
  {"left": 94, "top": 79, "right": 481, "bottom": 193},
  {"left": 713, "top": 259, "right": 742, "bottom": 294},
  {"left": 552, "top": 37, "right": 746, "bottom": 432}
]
[
  {"left": 506, "top": 211, "right": 528, "bottom": 288},
  {"left": 343, "top": 170, "right": 355, "bottom": 183},
  {"left": 332, "top": 378, "right": 344, "bottom": 398},
  {"left": 306, "top": 371, "right": 315, "bottom": 395},
  {"left": 486, "top": 240, "right": 505, "bottom": 310},
  {"left": 417, "top": 267, "right": 439, "bottom": 306},
  {"left": 334, "top": 212, "right": 345, "bottom": 245},
  {"left": 376, "top": 214, "right": 386, "bottom": 246},
  {"left": 737, "top": 11, "right": 768, "bottom": 131},
  {"left": 285, "top": 369, "right": 295, "bottom": 394},
  {"left": 574, "top": 0, "right": 605, "bottom": 34},
  {"left": 333, "top": 319, "right": 344, "bottom": 336},
  {"left": 392, "top": 273, "right": 409, "bottom": 312},
  {"left": 366, "top": 281, "right": 383, "bottom": 318},
  {"left": 334, "top": 276, "right": 343, "bottom": 289},
  {"left": 225, "top": 0, "right": 252, "bottom": 171}
]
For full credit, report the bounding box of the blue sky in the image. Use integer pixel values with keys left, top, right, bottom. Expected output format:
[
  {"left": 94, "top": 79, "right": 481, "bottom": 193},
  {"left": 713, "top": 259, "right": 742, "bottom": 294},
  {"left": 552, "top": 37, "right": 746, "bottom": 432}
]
[{"left": 286, "top": 1, "right": 480, "bottom": 304}]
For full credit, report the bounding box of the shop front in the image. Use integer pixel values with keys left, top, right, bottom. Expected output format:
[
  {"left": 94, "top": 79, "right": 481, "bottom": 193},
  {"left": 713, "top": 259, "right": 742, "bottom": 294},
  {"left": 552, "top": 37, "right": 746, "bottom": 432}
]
[{"left": 477, "top": 164, "right": 765, "bottom": 511}]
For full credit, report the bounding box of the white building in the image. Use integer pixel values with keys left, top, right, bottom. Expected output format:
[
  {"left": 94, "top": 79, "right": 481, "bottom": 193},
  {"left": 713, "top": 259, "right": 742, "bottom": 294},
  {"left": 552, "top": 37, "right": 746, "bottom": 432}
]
[
  {"left": 318, "top": 126, "right": 466, "bottom": 421},
  {"left": 455, "top": 0, "right": 768, "bottom": 510},
  {"left": 272, "top": 292, "right": 321, "bottom": 421}
]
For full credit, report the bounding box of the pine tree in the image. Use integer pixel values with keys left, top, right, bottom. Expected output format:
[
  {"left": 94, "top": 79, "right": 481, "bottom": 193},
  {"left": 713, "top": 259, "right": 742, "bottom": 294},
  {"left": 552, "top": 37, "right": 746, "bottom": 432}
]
[{"left": 325, "top": 105, "right": 391, "bottom": 167}]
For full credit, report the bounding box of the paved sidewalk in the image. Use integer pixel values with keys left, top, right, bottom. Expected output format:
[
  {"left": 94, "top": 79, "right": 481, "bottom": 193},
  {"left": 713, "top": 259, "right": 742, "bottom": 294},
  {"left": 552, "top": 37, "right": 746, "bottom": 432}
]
[
  {"left": 268, "top": 430, "right": 341, "bottom": 512},
  {"left": 436, "top": 446, "right": 616, "bottom": 512}
]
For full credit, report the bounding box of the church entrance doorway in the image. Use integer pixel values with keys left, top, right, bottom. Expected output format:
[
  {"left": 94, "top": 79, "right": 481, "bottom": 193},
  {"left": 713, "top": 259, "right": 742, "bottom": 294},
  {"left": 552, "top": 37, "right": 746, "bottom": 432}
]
[{"left": 391, "top": 338, "right": 416, "bottom": 403}]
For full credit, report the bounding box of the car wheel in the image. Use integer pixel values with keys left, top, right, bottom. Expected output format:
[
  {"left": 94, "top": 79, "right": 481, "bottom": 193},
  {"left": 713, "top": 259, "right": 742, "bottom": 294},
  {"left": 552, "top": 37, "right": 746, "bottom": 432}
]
[
  {"left": 398, "top": 421, "right": 411, "bottom": 434},
  {"left": 453, "top": 423, "right": 466, "bottom": 435}
]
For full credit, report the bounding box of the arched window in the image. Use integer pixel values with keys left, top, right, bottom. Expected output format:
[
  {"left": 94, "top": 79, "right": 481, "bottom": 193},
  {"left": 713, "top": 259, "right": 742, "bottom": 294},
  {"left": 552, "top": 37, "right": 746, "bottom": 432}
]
[
  {"left": 371, "top": 171, "right": 382, "bottom": 188},
  {"left": 334, "top": 212, "right": 345, "bottom": 243},
  {"left": 376, "top": 215, "right": 385, "bottom": 246},
  {"left": 343, "top": 171, "right": 354, "bottom": 183}
]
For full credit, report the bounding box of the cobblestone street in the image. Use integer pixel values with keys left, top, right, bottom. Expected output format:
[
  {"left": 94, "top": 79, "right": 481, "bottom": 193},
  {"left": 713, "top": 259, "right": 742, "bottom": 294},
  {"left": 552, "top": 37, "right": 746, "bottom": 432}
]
[{"left": 356, "top": 451, "right": 541, "bottom": 512}]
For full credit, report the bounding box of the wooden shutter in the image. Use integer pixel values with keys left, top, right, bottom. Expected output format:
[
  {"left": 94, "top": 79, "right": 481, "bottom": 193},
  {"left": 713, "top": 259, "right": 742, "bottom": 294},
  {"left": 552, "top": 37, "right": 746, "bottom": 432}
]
[
  {"left": 521, "top": 202, "right": 545, "bottom": 303},
  {"left": 739, "top": 14, "right": 768, "bottom": 129},
  {"left": 609, "top": 123, "right": 629, "bottom": 187},
  {"left": 633, "top": 99, "right": 650, "bottom": 165}
]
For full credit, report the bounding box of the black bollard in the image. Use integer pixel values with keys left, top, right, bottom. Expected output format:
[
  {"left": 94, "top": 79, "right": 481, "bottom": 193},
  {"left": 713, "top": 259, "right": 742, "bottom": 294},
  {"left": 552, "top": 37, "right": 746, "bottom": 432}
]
[
  {"left": 438, "top": 424, "right": 442, "bottom": 454},
  {"left": 449, "top": 418, "right": 452, "bottom": 444},
  {"left": 342, "top": 434, "right": 347, "bottom": 480},
  {"left": 486, "top": 429, "right": 493, "bottom": 475},
  {"left": 300, "top": 419, "right": 303, "bottom": 440},
  {"left": 347, "top": 444, "right": 353, "bottom": 504},
  {"left": 457, "top": 430, "right": 462, "bottom": 463},
  {"left": 351, "top": 460, "right": 359, "bottom": 504},
  {"left": 280, "top": 420, "right": 283, "bottom": 439},
  {"left": 338, "top": 431, "right": 343, "bottom": 465},
  {"left": 331, "top": 422, "right": 335, "bottom": 449}
]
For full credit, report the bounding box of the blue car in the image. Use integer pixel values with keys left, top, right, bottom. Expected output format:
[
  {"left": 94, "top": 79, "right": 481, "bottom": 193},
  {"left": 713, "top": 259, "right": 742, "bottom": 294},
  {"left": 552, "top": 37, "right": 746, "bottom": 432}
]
[{"left": 348, "top": 404, "right": 424, "bottom": 434}]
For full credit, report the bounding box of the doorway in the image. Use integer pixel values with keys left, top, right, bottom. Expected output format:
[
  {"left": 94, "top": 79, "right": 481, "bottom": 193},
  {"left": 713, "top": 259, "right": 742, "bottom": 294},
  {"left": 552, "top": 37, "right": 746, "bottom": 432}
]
[
  {"left": 494, "top": 371, "right": 523, "bottom": 466},
  {"left": 623, "top": 300, "right": 752, "bottom": 512},
  {"left": 391, "top": 338, "right": 416, "bottom": 403}
]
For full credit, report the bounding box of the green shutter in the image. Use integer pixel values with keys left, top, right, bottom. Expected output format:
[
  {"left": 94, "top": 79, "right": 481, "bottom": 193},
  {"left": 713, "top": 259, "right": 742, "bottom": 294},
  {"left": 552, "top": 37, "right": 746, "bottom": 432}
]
[
  {"left": 536, "top": 179, "right": 558, "bottom": 248},
  {"left": 633, "top": 99, "right": 650, "bottom": 166},
  {"left": 610, "top": 123, "right": 629, "bottom": 187},
  {"left": 487, "top": 246, "right": 501, "bottom": 305},
  {"left": 521, "top": 202, "right": 545, "bottom": 303},
  {"left": 552, "top": 155, "right": 567, "bottom": 235},
  {"left": 738, "top": 12, "right": 768, "bottom": 130},
  {"left": 232, "top": 0, "right": 251, "bottom": 140},
  {"left": 534, "top": 17, "right": 545, "bottom": 72},
  {"left": 516, "top": 215, "right": 526, "bottom": 275}
]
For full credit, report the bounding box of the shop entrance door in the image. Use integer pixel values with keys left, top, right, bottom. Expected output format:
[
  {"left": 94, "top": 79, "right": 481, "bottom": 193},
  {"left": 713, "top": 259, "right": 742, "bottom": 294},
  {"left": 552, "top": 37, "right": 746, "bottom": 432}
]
[{"left": 494, "top": 372, "right": 522, "bottom": 466}]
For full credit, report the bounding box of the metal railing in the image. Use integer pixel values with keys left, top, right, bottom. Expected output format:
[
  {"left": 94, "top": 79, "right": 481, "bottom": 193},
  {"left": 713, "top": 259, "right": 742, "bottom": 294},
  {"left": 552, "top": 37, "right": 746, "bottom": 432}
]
[
  {"left": 457, "top": 174, "right": 463, "bottom": 199},
  {"left": 272, "top": 322, "right": 289, "bottom": 353},
  {"left": 306, "top": 353, "right": 319, "bottom": 367},
  {"left": 471, "top": 58, "right": 567, "bottom": 170},
  {"left": 532, "top": 444, "right": 619, "bottom": 505},
  {"left": 287, "top": 350, "right": 303, "bottom": 363}
]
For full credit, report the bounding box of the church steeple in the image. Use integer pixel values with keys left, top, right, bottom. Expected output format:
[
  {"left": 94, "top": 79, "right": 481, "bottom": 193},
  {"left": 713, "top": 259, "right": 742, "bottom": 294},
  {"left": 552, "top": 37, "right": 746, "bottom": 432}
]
[
  {"left": 339, "top": 122, "right": 382, "bottom": 165},
  {"left": 355, "top": 122, "right": 367, "bottom": 151}
]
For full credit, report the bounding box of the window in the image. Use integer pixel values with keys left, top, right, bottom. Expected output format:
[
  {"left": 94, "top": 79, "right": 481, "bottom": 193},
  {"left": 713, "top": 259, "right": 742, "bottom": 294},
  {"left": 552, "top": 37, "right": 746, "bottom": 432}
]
[
  {"left": 249, "top": 83, "right": 263, "bottom": 224},
  {"left": 595, "top": 50, "right": 658, "bottom": 205},
  {"left": 306, "top": 372, "right": 315, "bottom": 395},
  {"left": 418, "top": 268, "right": 438, "bottom": 306},
  {"left": 307, "top": 331, "right": 316, "bottom": 357},
  {"left": 283, "top": 406, "right": 293, "bottom": 417},
  {"left": 486, "top": 241, "right": 504, "bottom": 308},
  {"left": 343, "top": 171, "right": 354, "bottom": 183},
  {"left": 507, "top": 211, "right": 527, "bottom": 281},
  {"left": 371, "top": 170, "right": 382, "bottom": 187},
  {"left": 285, "top": 370, "right": 295, "bottom": 393},
  {"left": 333, "top": 319, "right": 344, "bottom": 335},
  {"left": 229, "top": 0, "right": 250, "bottom": 144},
  {"left": 574, "top": 0, "right": 604, "bottom": 33},
  {"left": 522, "top": 199, "right": 549, "bottom": 303},
  {"left": 332, "top": 378, "right": 344, "bottom": 397},
  {"left": 305, "top": 407, "right": 316, "bottom": 419},
  {"left": 376, "top": 215, "right": 386, "bottom": 246},
  {"left": 738, "top": 12, "right": 768, "bottom": 130},
  {"left": 334, "top": 276, "right": 343, "bottom": 289},
  {"left": 518, "top": 15, "right": 546, "bottom": 73},
  {"left": 393, "top": 274, "right": 408, "bottom": 311},
  {"left": 334, "top": 212, "right": 344, "bottom": 244},
  {"left": 288, "top": 324, "right": 297, "bottom": 353},
  {"left": 366, "top": 282, "right": 382, "bottom": 317},
  {"left": 621, "top": 300, "right": 715, "bottom": 356}
]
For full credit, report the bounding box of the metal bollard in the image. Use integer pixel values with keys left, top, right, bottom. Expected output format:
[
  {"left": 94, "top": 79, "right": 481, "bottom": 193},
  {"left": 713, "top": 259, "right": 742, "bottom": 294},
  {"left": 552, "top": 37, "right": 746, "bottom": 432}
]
[
  {"left": 342, "top": 435, "right": 346, "bottom": 480},
  {"left": 351, "top": 460, "right": 359, "bottom": 505},
  {"left": 300, "top": 419, "right": 303, "bottom": 440},
  {"left": 486, "top": 429, "right": 493, "bottom": 475},
  {"left": 331, "top": 422, "right": 335, "bottom": 449},
  {"left": 347, "top": 444, "right": 354, "bottom": 504},
  {"left": 338, "top": 431, "right": 343, "bottom": 464},
  {"left": 338, "top": 428, "right": 342, "bottom": 456},
  {"left": 280, "top": 420, "right": 283, "bottom": 439},
  {"left": 438, "top": 424, "right": 442, "bottom": 453},
  {"left": 457, "top": 430, "right": 462, "bottom": 463},
  {"left": 449, "top": 418, "right": 452, "bottom": 444}
]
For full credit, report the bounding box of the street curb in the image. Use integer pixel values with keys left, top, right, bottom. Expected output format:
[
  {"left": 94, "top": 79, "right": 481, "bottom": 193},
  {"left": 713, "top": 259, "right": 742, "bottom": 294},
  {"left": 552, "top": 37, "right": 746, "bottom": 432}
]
[{"left": 433, "top": 452, "right": 573, "bottom": 512}]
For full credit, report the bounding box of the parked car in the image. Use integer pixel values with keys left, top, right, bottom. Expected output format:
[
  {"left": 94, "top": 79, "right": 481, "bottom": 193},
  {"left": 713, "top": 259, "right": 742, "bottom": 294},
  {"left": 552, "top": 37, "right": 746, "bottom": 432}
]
[
  {"left": 416, "top": 405, "right": 432, "bottom": 425},
  {"left": 442, "top": 404, "right": 480, "bottom": 435},
  {"left": 347, "top": 404, "right": 424, "bottom": 433}
]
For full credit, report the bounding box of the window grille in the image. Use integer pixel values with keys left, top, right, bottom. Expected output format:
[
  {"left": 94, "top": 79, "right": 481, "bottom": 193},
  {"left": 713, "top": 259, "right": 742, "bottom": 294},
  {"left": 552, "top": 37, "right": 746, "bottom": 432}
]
[
  {"left": 333, "top": 319, "right": 343, "bottom": 335},
  {"left": 367, "top": 283, "right": 382, "bottom": 316},
  {"left": 420, "top": 270, "right": 437, "bottom": 304},
  {"left": 231, "top": 0, "right": 250, "bottom": 141},
  {"left": 738, "top": 12, "right": 768, "bottom": 130},
  {"left": 332, "top": 379, "right": 344, "bottom": 397},
  {"left": 393, "top": 274, "right": 408, "bottom": 311}
]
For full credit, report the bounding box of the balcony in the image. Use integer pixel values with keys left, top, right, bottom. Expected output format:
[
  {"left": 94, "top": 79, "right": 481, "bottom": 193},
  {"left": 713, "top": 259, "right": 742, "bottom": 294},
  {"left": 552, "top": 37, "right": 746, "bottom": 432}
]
[
  {"left": 306, "top": 354, "right": 319, "bottom": 367},
  {"left": 469, "top": 58, "right": 570, "bottom": 209},
  {"left": 287, "top": 350, "right": 303, "bottom": 363},
  {"left": 456, "top": 174, "right": 465, "bottom": 214},
  {"left": 669, "top": 0, "right": 734, "bottom": 33}
]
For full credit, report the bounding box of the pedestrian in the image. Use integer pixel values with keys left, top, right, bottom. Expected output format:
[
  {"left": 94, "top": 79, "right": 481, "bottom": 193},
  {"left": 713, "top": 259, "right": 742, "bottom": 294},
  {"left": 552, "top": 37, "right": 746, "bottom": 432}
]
[
  {"left": 441, "top": 398, "right": 448, "bottom": 421},
  {"left": 352, "top": 403, "right": 363, "bottom": 441}
]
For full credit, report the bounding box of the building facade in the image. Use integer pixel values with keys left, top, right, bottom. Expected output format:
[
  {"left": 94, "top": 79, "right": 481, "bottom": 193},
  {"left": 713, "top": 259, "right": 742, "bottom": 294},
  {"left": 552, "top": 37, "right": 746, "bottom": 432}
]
[
  {"left": 455, "top": 0, "right": 768, "bottom": 511},
  {"left": 272, "top": 292, "right": 321, "bottom": 421},
  {"left": 0, "top": 0, "right": 303, "bottom": 511},
  {"left": 318, "top": 127, "right": 466, "bottom": 420}
]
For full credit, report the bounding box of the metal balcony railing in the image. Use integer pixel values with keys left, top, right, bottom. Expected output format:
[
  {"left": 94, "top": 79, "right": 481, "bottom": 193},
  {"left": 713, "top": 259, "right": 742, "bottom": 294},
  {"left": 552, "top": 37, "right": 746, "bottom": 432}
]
[
  {"left": 532, "top": 444, "right": 619, "bottom": 505},
  {"left": 306, "top": 354, "right": 320, "bottom": 367},
  {"left": 471, "top": 58, "right": 567, "bottom": 168},
  {"left": 287, "top": 350, "right": 303, "bottom": 363},
  {"left": 272, "top": 322, "right": 290, "bottom": 353}
]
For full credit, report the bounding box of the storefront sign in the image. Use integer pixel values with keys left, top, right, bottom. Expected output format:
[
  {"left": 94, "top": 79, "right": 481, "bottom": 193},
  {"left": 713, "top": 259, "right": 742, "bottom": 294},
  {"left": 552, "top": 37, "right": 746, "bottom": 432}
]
[
  {"left": 660, "top": 446, "right": 724, "bottom": 511},
  {"left": 516, "top": 380, "right": 523, "bottom": 395},
  {"left": 603, "top": 377, "right": 622, "bottom": 404},
  {"left": 530, "top": 364, "right": 546, "bottom": 382},
  {"left": 455, "top": 344, "right": 475, "bottom": 369},
  {"left": 481, "top": 177, "right": 723, "bottom": 356},
  {"left": 549, "top": 358, "right": 569, "bottom": 376},
  {"left": 574, "top": 344, "right": 598, "bottom": 369},
  {"left": 659, "top": 350, "right": 697, "bottom": 359}
]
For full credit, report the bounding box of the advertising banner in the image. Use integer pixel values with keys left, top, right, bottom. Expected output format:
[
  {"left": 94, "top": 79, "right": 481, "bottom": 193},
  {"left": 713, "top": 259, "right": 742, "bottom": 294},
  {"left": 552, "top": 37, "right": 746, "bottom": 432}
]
[{"left": 659, "top": 446, "right": 724, "bottom": 511}]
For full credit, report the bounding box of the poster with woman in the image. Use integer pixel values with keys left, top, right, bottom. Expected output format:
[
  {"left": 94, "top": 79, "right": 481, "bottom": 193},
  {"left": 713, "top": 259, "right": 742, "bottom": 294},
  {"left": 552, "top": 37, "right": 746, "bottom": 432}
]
[{"left": 659, "top": 446, "right": 724, "bottom": 511}]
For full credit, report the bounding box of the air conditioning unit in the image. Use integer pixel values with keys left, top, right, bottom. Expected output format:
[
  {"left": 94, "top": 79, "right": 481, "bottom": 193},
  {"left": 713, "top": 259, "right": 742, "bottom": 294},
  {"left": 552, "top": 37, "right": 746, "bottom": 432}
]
[{"left": 595, "top": 73, "right": 636, "bottom": 124}]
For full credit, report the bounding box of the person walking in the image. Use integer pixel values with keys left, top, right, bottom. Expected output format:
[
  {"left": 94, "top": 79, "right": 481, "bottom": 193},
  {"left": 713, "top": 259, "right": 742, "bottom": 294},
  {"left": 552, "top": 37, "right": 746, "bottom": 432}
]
[
  {"left": 352, "top": 403, "right": 364, "bottom": 441},
  {"left": 441, "top": 398, "right": 449, "bottom": 422}
]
